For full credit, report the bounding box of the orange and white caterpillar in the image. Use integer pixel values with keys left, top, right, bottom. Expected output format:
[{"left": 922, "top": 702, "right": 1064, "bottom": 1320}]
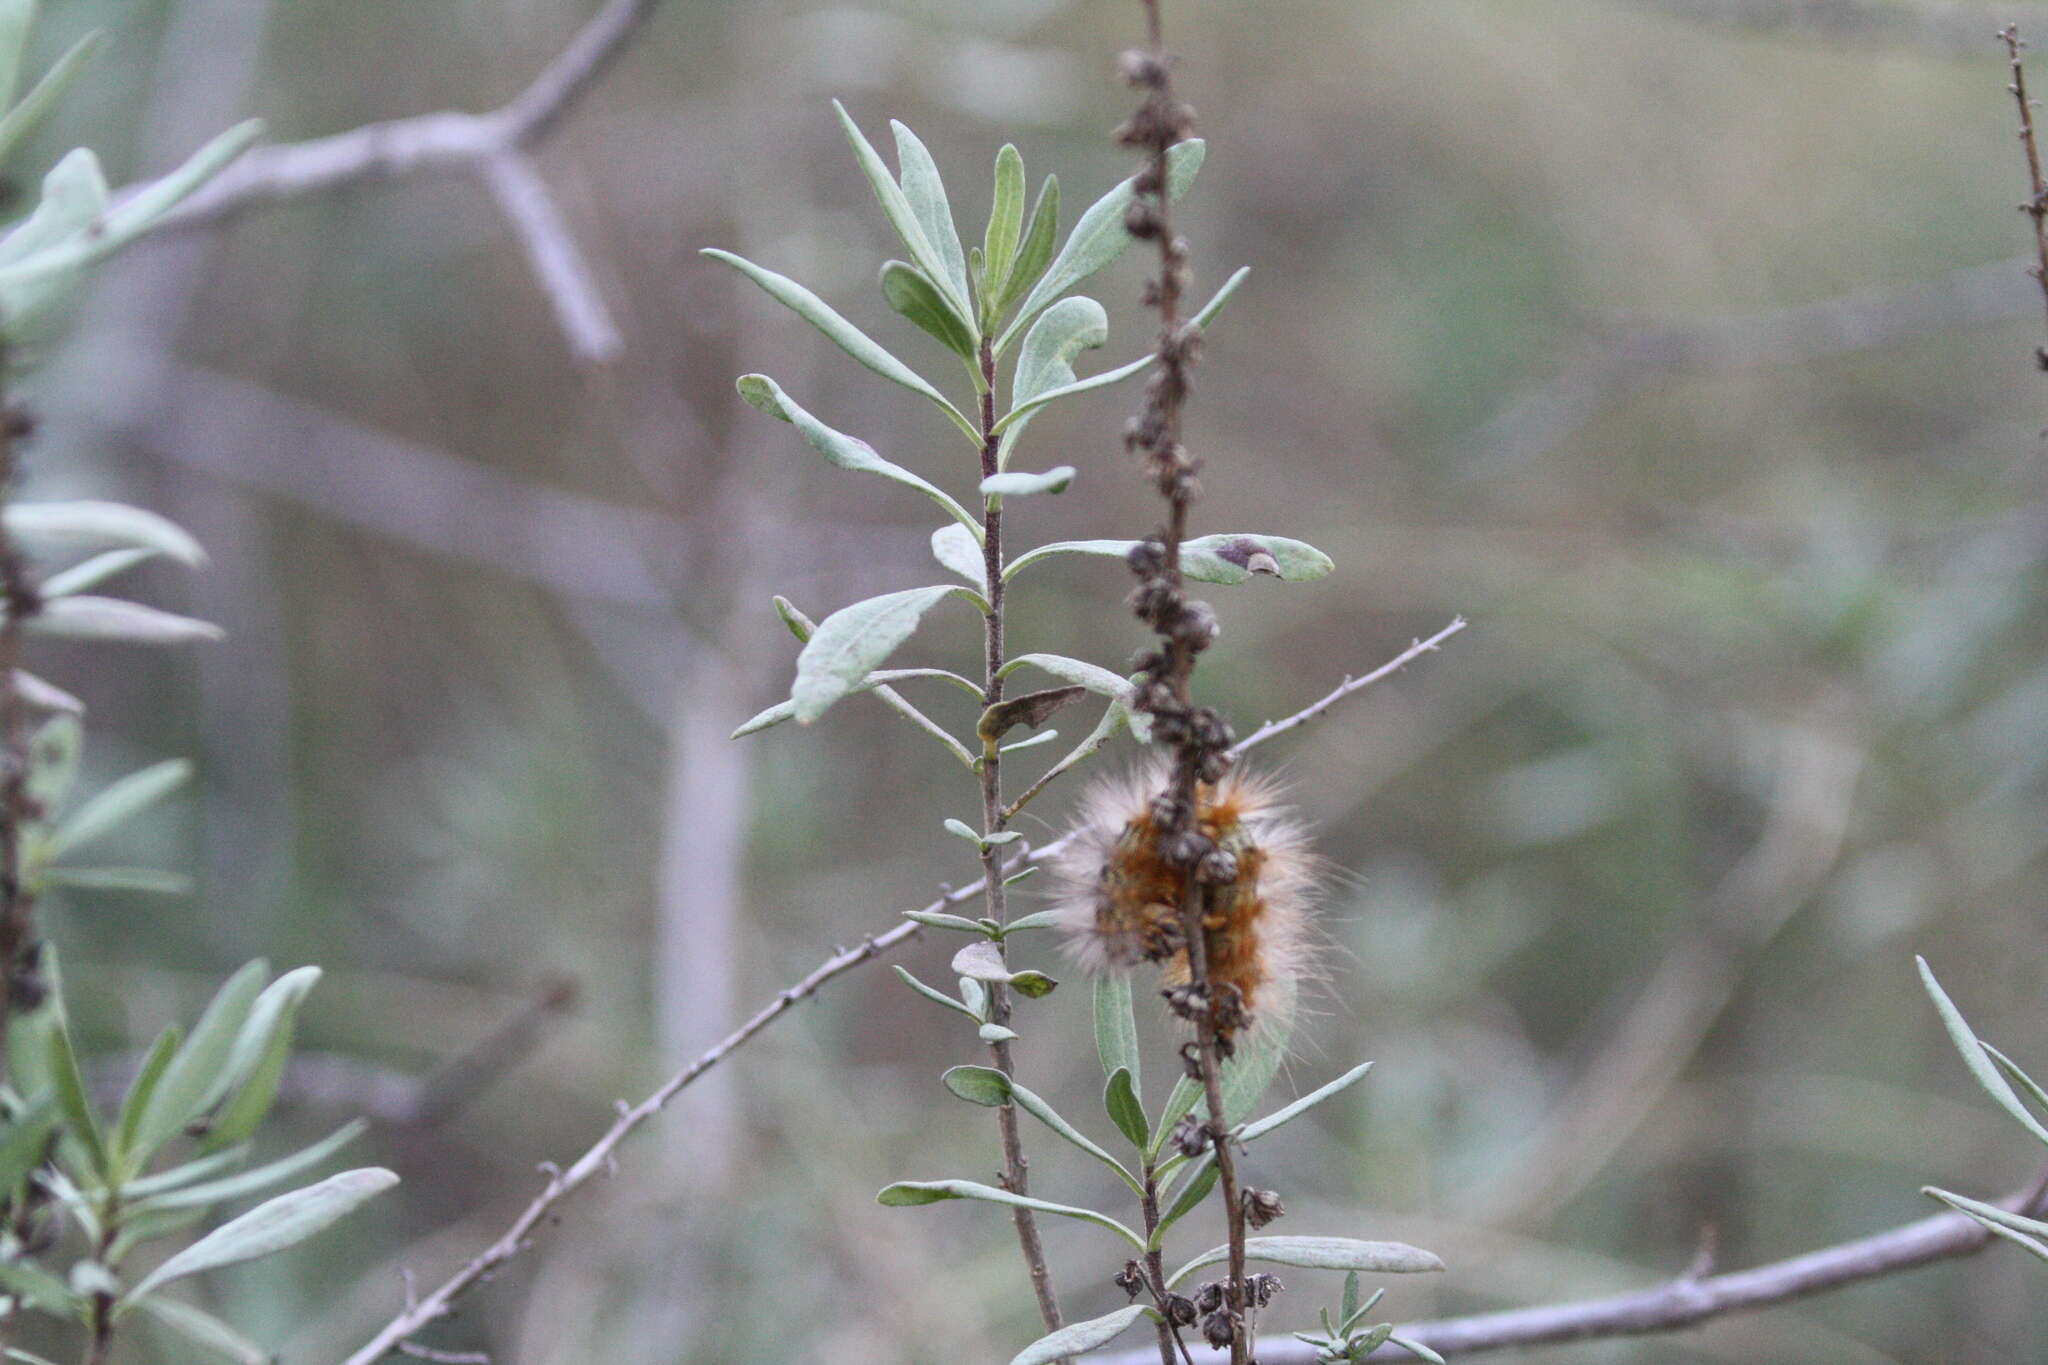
[{"left": 1051, "top": 765, "right": 1316, "bottom": 1042}]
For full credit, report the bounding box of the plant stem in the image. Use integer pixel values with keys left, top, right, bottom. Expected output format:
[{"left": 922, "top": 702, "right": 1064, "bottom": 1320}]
[
  {"left": 1140, "top": 1167, "right": 1197, "bottom": 1365},
  {"left": 976, "top": 333, "right": 1065, "bottom": 1338},
  {"left": 0, "top": 364, "right": 36, "bottom": 1081},
  {"left": 2002, "top": 26, "right": 2048, "bottom": 360}
]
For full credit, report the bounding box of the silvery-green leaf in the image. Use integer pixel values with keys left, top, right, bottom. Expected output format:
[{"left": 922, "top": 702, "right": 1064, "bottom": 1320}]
[
  {"left": 1000, "top": 729, "right": 1059, "bottom": 754},
  {"left": 952, "top": 941, "right": 1009, "bottom": 982},
  {"left": 995, "top": 139, "right": 1206, "bottom": 353},
  {"left": 136, "top": 1295, "right": 270, "bottom": 1365},
  {"left": 890, "top": 120, "right": 972, "bottom": 313},
  {"left": 942, "top": 1064, "right": 1010, "bottom": 1107},
  {"left": 47, "top": 759, "right": 189, "bottom": 858},
  {"left": 39, "top": 548, "right": 158, "bottom": 599},
  {"left": 1168, "top": 1236, "right": 1445, "bottom": 1288},
  {"left": 733, "top": 668, "right": 979, "bottom": 740},
  {"left": 879, "top": 260, "right": 975, "bottom": 360},
  {"left": 710, "top": 254, "right": 975, "bottom": 439},
  {"left": 978, "top": 1023, "right": 1018, "bottom": 1044},
  {"left": 982, "top": 144, "right": 1026, "bottom": 308},
  {"left": 1153, "top": 1153, "right": 1218, "bottom": 1240},
  {"left": 943, "top": 817, "right": 982, "bottom": 845},
  {"left": 1924, "top": 1187, "right": 2048, "bottom": 1265},
  {"left": 892, "top": 966, "right": 979, "bottom": 1022},
  {"left": 0, "top": 31, "right": 103, "bottom": 173},
  {"left": 140, "top": 1121, "right": 364, "bottom": 1212},
  {"left": 14, "top": 671, "right": 81, "bottom": 714},
  {"left": 982, "top": 467, "right": 1074, "bottom": 497},
  {"left": 833, "top": 102, "right": 967, "bottom": 321},
  {"left": 115, "top": 1026, "right": 182, "bottom": 1167},
  {"left": 95, "top": 121, "right": 263, "bottom": 253},
  {"left": 1388, "top": 1334, "right": 1446, "bottom": 1364},
  {"left": 5, "top": 501, "right": 203, "bottom": 564},
  {"left": 1094, "top": 976, "right": 1141, "bottom": 1088},
  {"left": 1007, "top": 533, "right": 1334, "bottom": 585},
  {"left": 1005, "top": 1076, "right": 1140, "bottom": 1192},
  {"left": 793, "top": 584, "right": 974, "bottom": 724},
  {"left": 0, "top": 148, "right": 107, "bottom": 270},
  {"left": 30, "top": 597, "right": 221, "bottom": 644},
  {"left": 43, "top": 867, "right": 191, "bottom": 894},
  {"left": 119, "top": 1144, "right": 248, "bottom": 1200},
  {"left": 957, "top": 976, "right": 987, "bottom": 1020},
  {"left": 0, "top": 1259, "right": 77, "bottom": 1317},
  {"left": 1013, "top": 296, "right": 1106, "bottom": 411},
  {"left": 1001, "top": 653, "right": 1130, "bottom": 699},
  {"left": 774, "top": 596, "right": 815, "bottom": 641},
  {"left": 992, "top": 265, "right": 1248, "bottom": 441},
  {"left": 203, "top": 966, "right": 322, "bottom": 1150},
  {"left": 875, "top": 1179, "right": 1143, "bottom": 1248},
  {"left": 736, "top": 375, "right": 979, "bottom": 535},
  {"left": 25, "top": 713, "right": 80, "bottom": 813},
  {"left": 1009, "top": 1304, "right": 1153, "bottom": 1365},
  {"left": 0, "top": 0, "right": 32, "bottom": 110},
  {"left": 994, "top": 174, "right": 1060, "bottom": 318},
  {"left": 1240, "top": 1061, "right": 1374, "bottom": 1143},
  {"left": 930, "top": 523, "right": 986, "bottom": 592},
  {"left": 46, "top": 1014, "right": 106, "bottom": 1177},
  {"left": 903, "top": 910, "right": 987, "bottom": 934},
  {"left": 120, "top": 1168, "right": 399, "bottom": 1306},
  {"left": 125, "top": 962, "right": 269, "bottom": 1166},
  {"left": 1919, "top": 957, "right": 2048, "bottom": 1147},
  {"left": 0, "top": 1091, "right": 54, "bottom": 1192},
  {"left": 1105, "top": 1066, "right": 1147, "bottom": 1149},
  {"left": 1002, "top": 908, "right": 1061, "bottom": 932}
]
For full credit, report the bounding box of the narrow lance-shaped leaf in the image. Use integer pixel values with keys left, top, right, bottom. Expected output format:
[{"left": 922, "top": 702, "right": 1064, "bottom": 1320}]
[
  {"left": 1167, "top": 1236, "right": 1446, "bottom": 1288},
  {"left": 876, "top": 1179, "right": 1144, "bottom": 1249},
  {"left": 0, "top": 149, "right": 108, "bottom": 270},
  {"left": 893, "top": 966, "right": 981, "bottom": 1023},
  {"left": 792, "top": 584, "right": 977, "bottom": 725},
  {"left": 142, "top": 1121, "right": 366, "bottom": 1212},
  {"left": 879, "top": 261, "right": 976, "bottom": 361},
  {"left": 121, "top": 1167, "right": 400, "bottom": 1307},
  {"left": 1240, "top": 1061, "right": 1375, "bottom": 1143},
  {"left": 5, "top": 501, "right": 204, "bottom": 565},
  {"left": 733, "top": 668, "right": 977, "bottom": 740},
  {"left": 930, "top": 523, "right": 986, "bottom": 592},
  {"left": 707, "top": 252, "right": 976, "bottom": 439},
  {"left": 995, "top": 139, "right": 1206, "bottom": 353},
  {"left": 0, "top": 0, "right": 32, "bottom": 110},
  {"left": 0, "top": 30, "right": 104, "bottom": 174},
  {"left": 30, "top": 598, "right": 222, "bottom": 645},
  {"left": 1919, "top": 957, "right": 2048, "bottom": 1148},
  {"left": 1008, "top": 533, "right": 1334, "bottom": 585},
  {"left": 126, "top": 961, "right": 270, "bottom": 1165},
  {"left": 1009, "top": 1305, "right": 1154, "bottom": 1365},
  {"left": 736, "top": 375, "right": 980, "bottom": 536},
  {"left": 1094, "top": 975, "right": 1141, "bottom": 1089},
  {"left": 982, "top": 467, "right": 1074, "bottom": 497},
  {"left": 983, "top": 144, "right": 1026, "bottom": 307},
  {"left": 115, "top": 1026, "right": 183, "bottom": 1167},
  {"left": 994, "top": 173, "right": 1060, "bottom": 318},
  {"left": 833, "top": 102, "right": 967, "bottom": 322},
  {"left": 46, "top": 1015, "right": 108, "bottom": 1177},
  {"left": 136, "top": 1296, "right": 271, "bottom": 1365},
  {"left": 890, "top": 120, "right": 972, "bottom": 316},
  {"left": 202, "top": 965, "right": 323, "bottom": 1149},
  {"left": 39, "top": 548, "right": 158, "bottom": 599},
  {"left": 1924, "top": 1187, "right": 2048, "bottom": 1266},
  {"left": 1105, "top": 1067, "right": 1148, "bottom": 1150},
  {"left": 47, "top": 759, "right": 190, "bottom": 859}
]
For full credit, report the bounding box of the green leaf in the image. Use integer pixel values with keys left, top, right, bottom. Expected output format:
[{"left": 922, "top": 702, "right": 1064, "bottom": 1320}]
[
  {"left": 0, "top": 1258, "right": 79, "bottom": 1317},
  {"left": 1387, "top": 1334, "right": 1447, "bottom": 1364},
  {"left": 942, "top": 1064, "right": 1011, "bottom": 1107},
  {"left": 982, "top": 144, "right": 1026, "bottom": 310},
  {"left": 1919, "top": 957, "right": 2048, "bottom": 1148},
  {"left": 1001, "top": 1074, "right": 1142, "bottom": 1194},
  {"left": 39, "top": 548, "right": 158, "bottom": 599},
  {"left": 29, "top": 597, "right": 222, "bottom": 645},
  {"left": 136, "top": 1295, "right": 271, "bottom": 1365},
  {"left": 792, "top": 585, "right": 975, "bottom": 724},
  {"left": 0, "top": 31, "right": 103, "bottom": 173},
  {"left": 1241, "top": 1062, "right": 1375, "bottom": 1144},
  {"left": 832, "top": 102, "right": 969, "bottom": 323},
  {"left": 890, "top": 120, "right": 972, "bottom": 316},
  {"left": 879, "top": 260, "right": 976, "bottom": 360},
  {"left": 115, "top": 1026, "right": 183, "bottom": 1168},
  {"left": 14, "top": 671, "right": 82, "bottom": 715},
  {"left": 1983, "top": 1042, "right": 2048, "bottom": 1125},
  {"left": 892, "top": 966, "right": 981, "bottom": 1022},
  {"left": 43, "top": 867, "right": 192, "bottom": 895},
  {"left": 0, "top": 150, "right": 108, "bottom": 271},
  {"left": 1167, "top": 1236, "right": 1445, "bottom": 1288},
  {"left": 903, "top": 910, "right": 989, "bottom": 935},
  {"left": 1094, "top": 976, "right": 1141, "bottom": 1089},
  {"left": 991, "top": 265, "right": 1248, "bottom": 441},
  {"left": 982, "top": 467, "right": 1074, "bottom": 497},
  {"left": 707, "top": 252, "right": 975, "bottom": 439},
  {"left": 0, "top": 1092, "right": 55, "bottom": 1193},
  {"left": 127, "top": 962, "right": 270, "bottom": 1166},
  {"left": 929, "top": 523, "right": 986, "bottom": 592},
  {"left": 1009, "top": 970, "right": 1057, "bottom": 998},
  {"left": 875, "top": 1179, "right": 1143, "bottom": 1249},
  {"left": 1002, "top": 907, "right": 1061, "bottom": 931},
  {"left": 1013, "top": 297, "right": 1106, "bottom": 411},
  {"left": 1925, "top": 1187, "right": 2048, "bottom": 1265},
  {"left": 5, "top": 502, "right": 204, "bottom": 565},
  {"left": 1009, "top": 1304, "right": 1153, "bottom": 1365},
  {"left": 45, "top": 1014, "right": 106, "bottom": 1178},
  {"left": 995, "top": 139, "right": 1205, "bottom": 353},
  {"left": 1007, "top": 533, "right": 1334, "bottom": 584},
  {"left": 736, "top": 374, "right": 979, "bottom": 534},
  {"left": 733, "top": 668, "right": 979, "bottom": 740},
  {"left": 0, "top": 0, "right": 32, "bottom": 111},
  {"left": 139, "top": 1121, "right": 365, "bottom": 1212},
  {"left": 93, "top": 120, "right": 263, "bottom": 254},
  {"left": 120, "top": 1167, "right": 399, "bottom": 1306},
  {"left": 24, "top": 714, "right": 81, "bottom": 814},
  {"left": 203, "top": 966, "right": 322, "bottom": 1150},
  {"left": 957, "top": 976, "right": 987, "bottom": 1021},
  {"left": 1105, "top": 1067, "right": 1148, "bottom": 1149},
  {"left": 1002, "top": 653, "right": 1132, "bottom": 702},
  {"left": 994, "top": 174, "right": 1060, "bottom": 318},
  {"left": 1153, "top": 1153, "right": 1218, "bottom": 1242},
  {"left": 47, "top": 760, "right": 190, "bottom": 859},
  {"left": 1341, "top": 1271, "right": 1363, "bottom": 1328},
  {"left": 978, "top": 1023, "right": 1018, "bottom": 1044},
  {"left": 120, "top": 1144, "right": 249, "bottom": 1200}
]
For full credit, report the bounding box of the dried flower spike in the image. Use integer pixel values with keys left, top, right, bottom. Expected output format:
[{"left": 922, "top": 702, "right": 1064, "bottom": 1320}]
[{"left": 1052, "top": 764, "right": 1315, "bottom": 1040}]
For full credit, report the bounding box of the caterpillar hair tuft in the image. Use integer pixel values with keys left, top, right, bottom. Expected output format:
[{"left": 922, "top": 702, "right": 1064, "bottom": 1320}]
[{"left": 1050, "top": 764, "right": 1317, "bottom": 1041}]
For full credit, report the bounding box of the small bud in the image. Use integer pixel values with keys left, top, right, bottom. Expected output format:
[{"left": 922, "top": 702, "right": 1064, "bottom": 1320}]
[{"left": 1125, "top": 201, "right": 1163, "bottom": 240}]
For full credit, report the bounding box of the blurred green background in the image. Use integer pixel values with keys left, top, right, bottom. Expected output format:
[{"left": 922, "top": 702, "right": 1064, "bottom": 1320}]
[{"left": 14, "top": 0, "right": 2048, "bottom": 1359}]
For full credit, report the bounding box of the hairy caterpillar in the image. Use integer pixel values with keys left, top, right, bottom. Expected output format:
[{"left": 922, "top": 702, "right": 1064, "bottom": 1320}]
[{"left": 1051, "top": 765, "right": 1315, "bottom": 1041}]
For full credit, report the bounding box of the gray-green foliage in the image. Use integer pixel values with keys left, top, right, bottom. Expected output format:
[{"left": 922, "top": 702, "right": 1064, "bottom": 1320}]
[
  {"left": 707, "top": 101, "right": 1425, "bottom": 1363},
  {"left": 1919, "top": 959, "right": 2048, "bottom": 1263}
]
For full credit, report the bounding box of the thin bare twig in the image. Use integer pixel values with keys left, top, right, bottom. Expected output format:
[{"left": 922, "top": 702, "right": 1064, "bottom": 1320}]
[
  {"left": 1226, "top": 619, "right": 1467, "bottom": 757},
  {"left": 2001, "top": 27, "right": 2048, "bottom": 366},
  {"left": 333, "top": 631, "right": 1459, "bottom": 1363},
  {"left": 123, "top": 0, "right": 666, "bottom": 362},
  {"left": 1089, "top": 1168, "right": 2048, "bottom": 1362}
]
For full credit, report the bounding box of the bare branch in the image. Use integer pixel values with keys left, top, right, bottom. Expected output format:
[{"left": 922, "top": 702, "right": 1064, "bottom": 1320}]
[
  {"left": 1227, "top": 618, "right": 1467, "bottom": 757},
  {"left": 479, "top": 151, "right": 624, "bottom": 365}
]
